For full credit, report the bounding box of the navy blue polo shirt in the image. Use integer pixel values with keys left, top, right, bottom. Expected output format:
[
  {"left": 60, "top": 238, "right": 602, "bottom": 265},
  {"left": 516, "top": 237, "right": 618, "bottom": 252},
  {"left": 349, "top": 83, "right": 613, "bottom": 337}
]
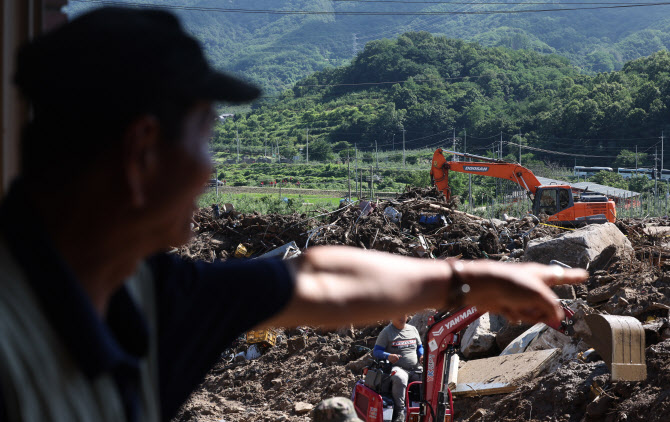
[{"left": 0, "top": 182, "right": 295, "bottom": 421}]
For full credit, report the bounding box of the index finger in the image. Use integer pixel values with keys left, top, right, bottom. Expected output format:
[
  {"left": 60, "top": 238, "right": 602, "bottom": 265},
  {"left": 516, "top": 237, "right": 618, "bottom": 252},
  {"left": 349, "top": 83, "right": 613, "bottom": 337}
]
[{"left": 545, "top": 266, "right": 588, "bottom": 286}]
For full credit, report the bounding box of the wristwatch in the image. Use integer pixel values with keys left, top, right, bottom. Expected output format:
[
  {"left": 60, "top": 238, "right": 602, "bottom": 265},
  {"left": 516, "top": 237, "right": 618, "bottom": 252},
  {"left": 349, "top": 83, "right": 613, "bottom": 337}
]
[{"left": 446, "top": 260, "right": 470, "bottom": 309}]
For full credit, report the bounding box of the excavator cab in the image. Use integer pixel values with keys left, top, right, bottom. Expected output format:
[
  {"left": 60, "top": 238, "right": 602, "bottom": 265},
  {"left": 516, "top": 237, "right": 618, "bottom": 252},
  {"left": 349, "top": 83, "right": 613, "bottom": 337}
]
[
  {"left": 532, "top": 186, "right": 573, "bottom": 217},
  {"left": 532, "top": 185, "right": 614, "bottom": 224}
]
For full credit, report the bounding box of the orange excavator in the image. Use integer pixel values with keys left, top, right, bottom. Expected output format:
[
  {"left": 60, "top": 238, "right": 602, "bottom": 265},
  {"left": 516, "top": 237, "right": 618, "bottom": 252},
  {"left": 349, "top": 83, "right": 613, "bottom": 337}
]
[{"left": 430, "top": 148, "right": 616, "bottom": 224}]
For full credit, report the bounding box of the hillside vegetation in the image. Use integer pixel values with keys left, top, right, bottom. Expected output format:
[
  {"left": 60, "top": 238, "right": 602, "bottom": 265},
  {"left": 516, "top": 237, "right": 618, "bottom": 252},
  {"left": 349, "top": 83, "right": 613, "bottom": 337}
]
[
  {"left": 214, "top": 33, "right": 670, "bottom": 168},
  {"left": 66, "top": 0, "right": 670, "bottom": 95}
]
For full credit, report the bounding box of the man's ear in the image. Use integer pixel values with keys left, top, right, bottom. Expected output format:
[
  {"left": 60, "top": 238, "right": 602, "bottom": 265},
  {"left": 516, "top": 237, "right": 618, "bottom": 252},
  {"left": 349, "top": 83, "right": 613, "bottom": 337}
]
[{"left": 123, "top": 115, "right": 160, "bottom": 208}]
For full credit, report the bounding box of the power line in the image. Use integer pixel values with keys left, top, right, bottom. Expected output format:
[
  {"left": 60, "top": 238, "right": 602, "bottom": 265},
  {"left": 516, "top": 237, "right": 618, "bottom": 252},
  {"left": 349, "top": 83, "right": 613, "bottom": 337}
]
[
  {"left": 70, "top": 0, "right": 670, "bottom": 15},
  {"left": 506, "top": 132, "right": 660, "bottom": 142},
  {"left": 334, "top": 0, "right": 657, "bottom": 4},
  {"left": 506, "top": 141, "right": 617, "bottom": 158}
]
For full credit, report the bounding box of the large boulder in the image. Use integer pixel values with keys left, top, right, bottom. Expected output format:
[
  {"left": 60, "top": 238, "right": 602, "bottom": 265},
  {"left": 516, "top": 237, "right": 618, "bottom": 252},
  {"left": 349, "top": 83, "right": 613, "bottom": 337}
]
[
  {"left": 460, "top": 313, "right": 505, "bottom": 358},
  {"left": 523, "top": 222, "right": 633, "bottom": 271}
]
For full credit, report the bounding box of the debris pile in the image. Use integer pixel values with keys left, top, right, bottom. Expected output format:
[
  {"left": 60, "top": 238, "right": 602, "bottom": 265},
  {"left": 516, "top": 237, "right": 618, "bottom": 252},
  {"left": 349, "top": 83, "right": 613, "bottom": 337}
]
[
  {"left": 174, "top": 188, "right": 670, "bottom": 422},
  {"left": 180, "top": 187, "right": 564, "bottom": 263}
]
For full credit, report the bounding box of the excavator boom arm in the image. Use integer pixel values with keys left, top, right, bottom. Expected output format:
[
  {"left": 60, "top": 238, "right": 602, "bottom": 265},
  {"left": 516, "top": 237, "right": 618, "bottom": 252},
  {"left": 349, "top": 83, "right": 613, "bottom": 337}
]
[{"left": 431, "top": 148, "right": 542, "bottom": 201}]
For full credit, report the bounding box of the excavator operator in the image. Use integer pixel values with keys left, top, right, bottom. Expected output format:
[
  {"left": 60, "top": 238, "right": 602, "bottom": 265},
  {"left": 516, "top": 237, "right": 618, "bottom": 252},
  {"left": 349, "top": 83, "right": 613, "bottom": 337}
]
[
  {"left": 374, "top": 314, "right": 423, "bottom": 422},
  {"left": 539, "top": 190, "right": 558, "bottom": 215}
]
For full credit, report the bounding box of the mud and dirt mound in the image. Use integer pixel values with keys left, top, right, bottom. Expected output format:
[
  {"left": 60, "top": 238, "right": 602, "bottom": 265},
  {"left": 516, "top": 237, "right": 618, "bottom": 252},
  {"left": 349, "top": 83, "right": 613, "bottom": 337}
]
[
  {"left": 456, "top": 337, "right": 670, "bottom": 422},
  {"left": 175, "top": 326, "right": 386, "bottom": 422},
  {"left": 174, "top": 188, "right": 670, "bottom": 422}
]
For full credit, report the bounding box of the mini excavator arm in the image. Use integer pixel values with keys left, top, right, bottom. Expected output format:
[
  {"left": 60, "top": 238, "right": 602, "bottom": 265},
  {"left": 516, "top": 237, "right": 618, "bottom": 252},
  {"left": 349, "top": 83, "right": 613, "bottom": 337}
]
[
  {"left": 418, "top": 304, "right": 577, "bottom": 422},
  {"left": 430, "top": 148, "right": 542, "bottom": 202}
]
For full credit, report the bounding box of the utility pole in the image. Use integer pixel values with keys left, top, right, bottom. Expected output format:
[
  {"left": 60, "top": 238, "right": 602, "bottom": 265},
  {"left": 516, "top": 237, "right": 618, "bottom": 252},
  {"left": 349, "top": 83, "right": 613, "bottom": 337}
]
[
  {"left": 369, "top": 165, "right": 373, "bottom": 199},
  {"left": 306, "top": 128, "right": 309, "bottom": 163},
  {"left": 392, "top": 133, "right": 395, "bottom": 151},
  {"left": 452, "top": 128, "right": 457, "bottom": 161},
  {"left": 465, "top": 127, "right": 471, "bottom": 210},
  {"left": 355, "top": 144, "right": 358, "bottom": 197},
  {"left": 402, "top": 129, "right": 406, "bottom": 168},
  {"left": 518, "top": 130, "right": 522, "bottom": 164},
  {"left": 500, "top": 132, "right": 503, "bottom": 160},
  {"left": 236, "top": 127, "right": 240, "bottom": 163},
  {"left": 655, "top": 147, "right": 659, "bottom": 205},
  {"left": 467, "top": 172, "right": 472, "bottom": 212},
  {"left": 264, "top": 132, "right": 267, "bottom": 157},
  {"left": 662, "top": 131, "right": 665, "bottom": 175},
  {"left": 347, "top": 153, "right": 351, "bottom": 199},
  {"left": 464, "top": 128, "right": 467, "bottom": 159},
  {"left": 375, "top": 140, "right": 379, "bottom": 171}
]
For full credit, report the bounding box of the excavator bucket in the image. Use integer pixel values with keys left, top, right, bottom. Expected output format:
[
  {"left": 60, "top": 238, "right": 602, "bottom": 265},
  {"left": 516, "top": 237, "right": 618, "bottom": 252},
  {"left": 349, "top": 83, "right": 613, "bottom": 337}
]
[{"left": 584, "top": 314, "right": 646, "bottom": 381}]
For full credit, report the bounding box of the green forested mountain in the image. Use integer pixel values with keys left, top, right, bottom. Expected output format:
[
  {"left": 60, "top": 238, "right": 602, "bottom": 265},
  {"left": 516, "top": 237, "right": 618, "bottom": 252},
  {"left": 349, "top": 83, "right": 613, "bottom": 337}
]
[
  {"left": 212, "top": 33, "right": 670, "bottom": 167},
  {"left": 66, "top": 0, "right": 670, "bottom": 96}
]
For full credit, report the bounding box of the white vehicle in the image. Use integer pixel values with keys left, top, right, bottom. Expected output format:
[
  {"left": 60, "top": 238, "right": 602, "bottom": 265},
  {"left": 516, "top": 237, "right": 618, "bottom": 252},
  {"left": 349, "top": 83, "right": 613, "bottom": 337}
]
[
  {"left": 617, "top": 168, "right": 654, "bottom": 179},
  {"left": 574, "top": 166, "right": 613, "bottom": 178}
]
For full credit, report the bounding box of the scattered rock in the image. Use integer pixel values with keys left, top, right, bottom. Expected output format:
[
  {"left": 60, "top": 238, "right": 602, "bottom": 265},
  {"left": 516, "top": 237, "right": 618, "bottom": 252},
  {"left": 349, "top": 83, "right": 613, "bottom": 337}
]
[
  {"left": 587, "top": 281, "right": 625, "bottom": 303},
  {"left": 465, "top": 408, "right": 489, "bottom": 421},
  {"left": 460, "top": 313, "right": 505, "bottom": 358},
  {"left": 287, "top": 336, "right": 308, "bottom": 354},
  {"left": 524, "top": 222, "right": 633, "bottom": 271},
  {"left": 495, "top": 321, "right": 534, "bottom": 351},
  {"left": 293, "top": 402, "right": 314, "bottom": 415},
  {"left": 552, "top": 284, "right": 577, "bottom": 300}
]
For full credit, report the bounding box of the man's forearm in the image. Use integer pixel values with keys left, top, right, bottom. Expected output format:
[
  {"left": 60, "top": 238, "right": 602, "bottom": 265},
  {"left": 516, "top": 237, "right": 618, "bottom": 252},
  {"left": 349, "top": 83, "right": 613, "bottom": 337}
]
[
  {"left": 262, "top": 245, "right": 588, "bottom": 329},
  {"left": 373, "top": 345, "right": 390, "bottom": 360},
  {"left": 267, "top": 246, "right": 452, "bottom": 328}
]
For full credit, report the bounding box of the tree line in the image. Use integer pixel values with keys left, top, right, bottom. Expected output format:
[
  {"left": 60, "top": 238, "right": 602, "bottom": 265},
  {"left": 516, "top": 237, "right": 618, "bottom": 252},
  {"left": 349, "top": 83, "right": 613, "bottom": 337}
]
[{"left": 213, "top": 32, "right": 670, "bottom": 168}]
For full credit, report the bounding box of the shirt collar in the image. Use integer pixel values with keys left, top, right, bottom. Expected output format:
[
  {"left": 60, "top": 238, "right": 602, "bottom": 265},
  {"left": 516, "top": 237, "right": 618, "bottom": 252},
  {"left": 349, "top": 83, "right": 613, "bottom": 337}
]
[{"left": 0, "top": 180, "right": 149, "bottom": 378}]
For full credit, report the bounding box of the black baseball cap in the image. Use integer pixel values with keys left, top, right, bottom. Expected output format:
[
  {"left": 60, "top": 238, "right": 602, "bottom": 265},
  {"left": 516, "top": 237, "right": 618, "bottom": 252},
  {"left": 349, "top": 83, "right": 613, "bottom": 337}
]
[{"left": 14, "top": 6, "right": 261, "bottom": 119}]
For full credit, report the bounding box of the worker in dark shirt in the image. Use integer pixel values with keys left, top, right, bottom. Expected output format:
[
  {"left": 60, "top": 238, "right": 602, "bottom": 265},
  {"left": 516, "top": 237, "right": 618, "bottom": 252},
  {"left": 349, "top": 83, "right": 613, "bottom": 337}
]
[{"left": 0, "top": 7, "right": 587, "bottom": 422}]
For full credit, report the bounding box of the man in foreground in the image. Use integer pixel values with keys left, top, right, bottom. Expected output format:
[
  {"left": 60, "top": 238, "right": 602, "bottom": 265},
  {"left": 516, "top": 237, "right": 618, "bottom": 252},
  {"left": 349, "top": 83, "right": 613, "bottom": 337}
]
[
  {"left": 0, "top": 7, "right": 587, "bottom": 422},
  {"left": 374, "top": 315, "right": 423, "bottom": 422}
]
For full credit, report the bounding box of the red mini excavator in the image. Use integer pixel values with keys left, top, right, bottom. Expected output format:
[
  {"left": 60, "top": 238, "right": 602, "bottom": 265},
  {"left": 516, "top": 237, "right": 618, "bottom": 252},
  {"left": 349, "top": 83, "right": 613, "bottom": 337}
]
[
  {"left": 352, "top": 304, "right": 646, "bottom": 422},
  {"left": 430, "top": 148, "right": 617, "bottom": 224}
]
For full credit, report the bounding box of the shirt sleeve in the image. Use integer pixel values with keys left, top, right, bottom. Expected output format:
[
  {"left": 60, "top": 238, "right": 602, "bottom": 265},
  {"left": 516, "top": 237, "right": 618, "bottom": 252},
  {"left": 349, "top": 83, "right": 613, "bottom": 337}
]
[
  {"left": 149, "top": 253, "right": 295, "bottom": 420},
  {"left": 373, "top": 345, "right": 389, "bottom": 360},
  {"left": 375, "top": 326, "right": 389, "bottom": 349}
]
